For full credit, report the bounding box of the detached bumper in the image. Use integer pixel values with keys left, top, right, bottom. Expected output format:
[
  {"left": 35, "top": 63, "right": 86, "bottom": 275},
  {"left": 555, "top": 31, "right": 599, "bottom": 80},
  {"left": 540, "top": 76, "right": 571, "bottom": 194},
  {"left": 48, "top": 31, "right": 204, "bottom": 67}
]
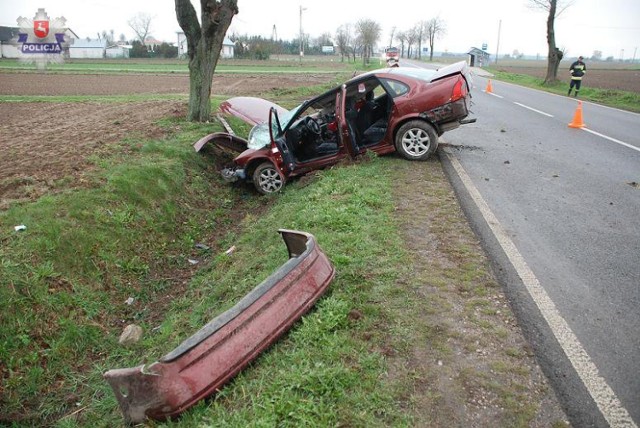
[{"left": 104, "top": 230, "right": 335, "bottom": 424}]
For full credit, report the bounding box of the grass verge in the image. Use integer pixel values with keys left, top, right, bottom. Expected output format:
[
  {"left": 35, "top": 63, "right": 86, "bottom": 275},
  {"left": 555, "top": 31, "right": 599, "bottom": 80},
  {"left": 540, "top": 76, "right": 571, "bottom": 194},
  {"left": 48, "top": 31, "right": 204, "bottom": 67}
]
[
  {"left": 1, "top": 90, "right": 566, "bottom": 427},
  {"left": 486, "top": 67, "right": 640, "bottom": 113}
]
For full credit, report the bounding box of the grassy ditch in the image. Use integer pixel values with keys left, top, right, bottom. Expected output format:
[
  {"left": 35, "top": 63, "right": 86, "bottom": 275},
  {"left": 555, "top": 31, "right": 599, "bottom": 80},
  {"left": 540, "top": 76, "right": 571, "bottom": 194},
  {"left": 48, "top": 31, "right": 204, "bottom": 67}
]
[
  {"left": 486, "top": 67, "right": 640, "bottom": 113},
  {"left": 1, "top": 91, "right": 566, "bottom": 426}
]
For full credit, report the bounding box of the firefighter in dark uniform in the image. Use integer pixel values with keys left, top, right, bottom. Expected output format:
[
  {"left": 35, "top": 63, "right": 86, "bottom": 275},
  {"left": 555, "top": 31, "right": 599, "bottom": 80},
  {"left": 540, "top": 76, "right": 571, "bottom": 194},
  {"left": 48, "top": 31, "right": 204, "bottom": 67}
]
[{"left": 568, "top": 56, "right": 586, "bottom": 97}]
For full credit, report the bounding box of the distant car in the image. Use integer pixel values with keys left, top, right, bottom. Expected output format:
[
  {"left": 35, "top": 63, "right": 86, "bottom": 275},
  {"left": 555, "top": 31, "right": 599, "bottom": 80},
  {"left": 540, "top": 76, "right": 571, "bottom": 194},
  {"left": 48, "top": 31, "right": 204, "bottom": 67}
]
[{"left": 195, "top": 61, "right": 475, "bottom": 194}]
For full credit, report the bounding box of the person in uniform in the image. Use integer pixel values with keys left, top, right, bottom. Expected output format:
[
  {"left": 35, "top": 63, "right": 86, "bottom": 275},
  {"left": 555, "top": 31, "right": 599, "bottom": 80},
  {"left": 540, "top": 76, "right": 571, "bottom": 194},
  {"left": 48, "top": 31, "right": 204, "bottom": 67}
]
[{"left": 568, "top": 56, "right": 587, "bottom": 97}]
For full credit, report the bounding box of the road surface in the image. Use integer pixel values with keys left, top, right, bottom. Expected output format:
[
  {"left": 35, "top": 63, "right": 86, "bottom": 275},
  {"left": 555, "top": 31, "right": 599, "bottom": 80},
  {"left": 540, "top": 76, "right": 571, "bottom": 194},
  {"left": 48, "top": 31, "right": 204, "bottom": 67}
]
[{"left": 409, "top": 60, "right": 640, "bottom": 427}]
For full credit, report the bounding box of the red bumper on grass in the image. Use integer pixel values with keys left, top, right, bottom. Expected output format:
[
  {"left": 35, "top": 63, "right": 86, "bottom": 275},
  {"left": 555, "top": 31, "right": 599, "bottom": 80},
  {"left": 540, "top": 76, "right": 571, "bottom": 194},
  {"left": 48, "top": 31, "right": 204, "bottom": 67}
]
[{"left": 104, "top": 230, "right": 335, "bottom": 424}]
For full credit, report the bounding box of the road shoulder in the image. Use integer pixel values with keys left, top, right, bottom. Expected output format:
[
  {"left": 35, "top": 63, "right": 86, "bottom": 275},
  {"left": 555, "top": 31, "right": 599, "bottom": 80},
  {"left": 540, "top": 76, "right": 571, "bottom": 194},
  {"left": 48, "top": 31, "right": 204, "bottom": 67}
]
[{"left": 387, "top": 155, "right": 568, "bottom": 426}]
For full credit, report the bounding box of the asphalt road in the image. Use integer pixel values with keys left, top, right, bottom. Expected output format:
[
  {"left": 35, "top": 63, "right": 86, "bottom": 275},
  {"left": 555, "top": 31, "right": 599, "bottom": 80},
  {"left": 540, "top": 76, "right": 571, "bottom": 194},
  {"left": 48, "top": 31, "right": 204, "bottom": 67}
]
[{"left": 408, "top": 60, "right": 640, "bottom": 427}]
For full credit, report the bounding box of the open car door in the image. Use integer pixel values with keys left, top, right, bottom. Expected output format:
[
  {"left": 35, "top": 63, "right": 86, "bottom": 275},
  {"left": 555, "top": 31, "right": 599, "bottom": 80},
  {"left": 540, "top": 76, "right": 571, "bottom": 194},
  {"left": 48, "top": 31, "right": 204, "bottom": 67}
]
[
  {"left": 269, "top": 106, "right": 297, "bottom": 174},
  {"left": 337, "top": 85, "right": 360, "bottom": 157}
]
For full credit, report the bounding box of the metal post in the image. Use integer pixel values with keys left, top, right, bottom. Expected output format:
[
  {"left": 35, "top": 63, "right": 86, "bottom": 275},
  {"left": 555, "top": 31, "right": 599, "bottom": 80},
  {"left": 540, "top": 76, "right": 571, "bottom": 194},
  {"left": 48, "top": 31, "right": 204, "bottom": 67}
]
[
  {"left": 495, "top": 19, "right": 501, "bottom": 64},
  {"left": 299, "top": 6, "right": 306, "bottom": 64}
]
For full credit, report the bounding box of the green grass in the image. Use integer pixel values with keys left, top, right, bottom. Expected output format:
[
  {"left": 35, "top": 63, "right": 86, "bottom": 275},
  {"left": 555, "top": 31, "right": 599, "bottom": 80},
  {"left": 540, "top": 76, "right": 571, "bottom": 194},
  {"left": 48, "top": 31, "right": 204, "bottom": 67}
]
[
  {"left": 0, "top": 96, "right": 412, "bottom": 426},
  {"left": 486, "top": 67, "right": 640, "bottom": 113},
  {"left": 1, "top": 80, "right": 564, "bottom": 426}
]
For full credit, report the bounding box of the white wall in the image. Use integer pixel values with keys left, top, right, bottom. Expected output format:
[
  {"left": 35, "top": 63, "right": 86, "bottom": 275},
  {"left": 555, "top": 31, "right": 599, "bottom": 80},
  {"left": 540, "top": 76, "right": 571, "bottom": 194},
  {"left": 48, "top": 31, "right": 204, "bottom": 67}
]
[
  {"left": 69, "top": 48, "right": 104, "bottom": 59},
  {"left": 1, "top": 43, "right": 21, "bottom": 58}
]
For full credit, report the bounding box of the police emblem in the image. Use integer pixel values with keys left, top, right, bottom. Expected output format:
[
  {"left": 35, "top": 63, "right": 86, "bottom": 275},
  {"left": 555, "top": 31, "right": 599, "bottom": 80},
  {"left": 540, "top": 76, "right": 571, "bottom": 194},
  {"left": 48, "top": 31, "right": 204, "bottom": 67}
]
[
  {"left": 34, "top": 19, "right": 50, "bottom": 39},
  {"left": 14, "top": 8, "right": 69, "bottom": 70}
]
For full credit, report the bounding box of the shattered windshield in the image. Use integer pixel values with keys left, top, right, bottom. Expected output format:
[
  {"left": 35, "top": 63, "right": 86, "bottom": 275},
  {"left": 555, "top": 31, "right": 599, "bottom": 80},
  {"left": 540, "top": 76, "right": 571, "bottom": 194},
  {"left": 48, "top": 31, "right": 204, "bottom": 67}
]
[{"left": 247, "top": 105, "right": 302, "bottom": 150}]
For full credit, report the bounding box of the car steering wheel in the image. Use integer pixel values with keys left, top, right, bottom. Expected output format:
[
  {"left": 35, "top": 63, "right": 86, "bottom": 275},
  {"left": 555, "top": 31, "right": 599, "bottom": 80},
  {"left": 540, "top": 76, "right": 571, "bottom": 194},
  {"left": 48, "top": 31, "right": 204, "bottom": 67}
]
[{"left": 304, "top": 117, "right": 321, "bottom": 135}]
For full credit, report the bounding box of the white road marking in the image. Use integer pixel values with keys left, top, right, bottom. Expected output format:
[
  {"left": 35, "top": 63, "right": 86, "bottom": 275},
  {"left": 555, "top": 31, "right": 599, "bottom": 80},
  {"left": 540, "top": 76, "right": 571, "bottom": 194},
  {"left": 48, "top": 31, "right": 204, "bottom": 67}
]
[
  {"left": 443, "top": 147, "right": 637, "bottom": 428},
  {"left": 513, "top": 102, "right": 554, "bottom": 117},
  {"left": 582, "top": 128, "right": 640, "bottom": 154},
  {"left": 486, "top": 92, "right": 504, "bottom": 99}
]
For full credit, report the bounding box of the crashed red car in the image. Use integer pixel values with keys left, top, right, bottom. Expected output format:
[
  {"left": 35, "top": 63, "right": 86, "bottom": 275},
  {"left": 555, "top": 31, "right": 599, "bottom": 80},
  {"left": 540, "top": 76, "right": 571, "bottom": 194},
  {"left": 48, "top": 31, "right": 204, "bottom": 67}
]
[{"left": 195, "top": 61, "right": 475, "bottom": 194}]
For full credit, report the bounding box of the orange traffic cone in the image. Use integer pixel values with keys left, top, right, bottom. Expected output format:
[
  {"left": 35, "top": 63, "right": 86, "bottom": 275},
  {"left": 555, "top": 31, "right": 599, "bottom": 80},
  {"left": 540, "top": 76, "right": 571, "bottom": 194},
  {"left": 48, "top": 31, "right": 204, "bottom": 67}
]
[
  {"left": 485, "top": 79, "right": 493, "bottom": 93},
  {"left": 568, "top": 101, "right": 585, "bottom": 128}
]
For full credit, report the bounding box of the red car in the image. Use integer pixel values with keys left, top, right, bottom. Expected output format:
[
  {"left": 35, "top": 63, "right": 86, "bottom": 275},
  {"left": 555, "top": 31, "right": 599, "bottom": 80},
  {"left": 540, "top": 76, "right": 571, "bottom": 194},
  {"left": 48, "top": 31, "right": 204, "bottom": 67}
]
[{"left": 195, "top": 61, "right": 475, "bottom": 194}]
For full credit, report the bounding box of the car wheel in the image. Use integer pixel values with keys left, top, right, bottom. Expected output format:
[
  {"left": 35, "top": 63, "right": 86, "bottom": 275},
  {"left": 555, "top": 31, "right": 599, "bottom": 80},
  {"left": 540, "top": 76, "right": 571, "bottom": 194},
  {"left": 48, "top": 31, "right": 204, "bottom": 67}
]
[
  {"left": 253, "top": 162, "right": 284, "bottom": 194},
  {"left": 395, "top": 120, "right": 438, "bottom": 161}
]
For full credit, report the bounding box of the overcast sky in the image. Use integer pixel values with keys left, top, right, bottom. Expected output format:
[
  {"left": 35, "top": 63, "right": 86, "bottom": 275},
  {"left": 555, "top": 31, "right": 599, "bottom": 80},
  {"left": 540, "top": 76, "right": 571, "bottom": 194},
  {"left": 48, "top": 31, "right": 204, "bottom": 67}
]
[{"left": 1, "top": 0, "right": 638, "bottom": 60}]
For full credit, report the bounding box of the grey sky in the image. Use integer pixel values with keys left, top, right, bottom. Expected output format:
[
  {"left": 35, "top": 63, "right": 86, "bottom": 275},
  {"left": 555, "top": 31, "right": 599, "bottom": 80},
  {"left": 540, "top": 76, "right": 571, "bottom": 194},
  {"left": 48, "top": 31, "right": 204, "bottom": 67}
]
[{"left": 1, "top": 0, "right": 638, "bottom": 59}]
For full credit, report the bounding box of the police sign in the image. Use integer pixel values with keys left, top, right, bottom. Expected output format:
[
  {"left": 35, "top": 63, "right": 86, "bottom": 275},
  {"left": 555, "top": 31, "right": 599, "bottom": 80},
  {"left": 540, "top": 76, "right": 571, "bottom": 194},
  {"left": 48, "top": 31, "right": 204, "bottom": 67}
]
[{"left": 14, "top": 8, "right": 69, "bottom": 69}]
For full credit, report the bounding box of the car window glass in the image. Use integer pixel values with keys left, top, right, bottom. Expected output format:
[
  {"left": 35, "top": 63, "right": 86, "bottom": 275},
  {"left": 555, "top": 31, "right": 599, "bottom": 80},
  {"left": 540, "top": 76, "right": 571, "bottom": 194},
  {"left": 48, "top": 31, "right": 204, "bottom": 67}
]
[{"left": 380, "top": 78, "right": 409, "bottom": 97}]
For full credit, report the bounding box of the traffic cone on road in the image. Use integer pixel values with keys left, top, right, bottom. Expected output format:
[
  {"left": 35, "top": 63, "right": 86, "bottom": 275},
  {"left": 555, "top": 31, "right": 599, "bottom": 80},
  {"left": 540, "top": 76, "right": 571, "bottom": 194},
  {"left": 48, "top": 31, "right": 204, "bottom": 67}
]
[
  {"left": 485, "top": 79, "right": 493, "bottom": 93},
  {"left": 568, "top": 101, "right": 585, "bottom": 128}
]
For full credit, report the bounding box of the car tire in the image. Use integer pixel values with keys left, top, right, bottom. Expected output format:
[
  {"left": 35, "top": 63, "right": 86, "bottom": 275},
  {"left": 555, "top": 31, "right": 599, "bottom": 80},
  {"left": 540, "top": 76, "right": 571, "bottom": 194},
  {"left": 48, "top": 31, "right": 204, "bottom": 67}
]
[
  {"left": 253, "top": 162, "right": 284, "bottom": 195},
  {"left": 394, "top": 120, "right": 438, "bottom": 161}
]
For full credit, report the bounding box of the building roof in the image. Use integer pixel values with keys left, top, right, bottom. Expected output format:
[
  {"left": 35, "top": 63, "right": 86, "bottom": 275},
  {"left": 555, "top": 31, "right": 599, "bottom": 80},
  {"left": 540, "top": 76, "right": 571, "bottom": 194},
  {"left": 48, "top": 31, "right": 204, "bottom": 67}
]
[
  {"left": 468, "top": 47, "right": 490, "bottom": 57},
  {"left": 106, "top": 44, "right": 132, "bottom": 50},
  {"left": 0, "top": 26, "right": 19, "bottom": 42}
]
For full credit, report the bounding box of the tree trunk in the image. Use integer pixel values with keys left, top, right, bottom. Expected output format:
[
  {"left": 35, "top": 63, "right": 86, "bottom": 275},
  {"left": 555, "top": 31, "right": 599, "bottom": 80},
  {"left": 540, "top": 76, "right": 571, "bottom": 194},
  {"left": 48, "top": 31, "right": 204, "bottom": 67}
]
[
  {"left": 429, "top": 39, "right": 434, "bottom": 61},
  {"left": 543, "top": 0, "right": 561, "bottom": 84},
  {"left": 175, "top": 0, "right": 238, "bottom": 122}
]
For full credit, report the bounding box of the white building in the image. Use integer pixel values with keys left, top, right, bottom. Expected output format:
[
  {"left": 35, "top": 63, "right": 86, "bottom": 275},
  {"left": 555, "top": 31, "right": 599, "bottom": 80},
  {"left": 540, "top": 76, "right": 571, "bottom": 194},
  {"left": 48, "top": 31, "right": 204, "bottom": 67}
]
[
  {"left": 177, "top": 33, "right": 234, "bottom": 59},
  {"left": 69, "top": 38, "right": 107, "bottom": 59},
  {"left": 105, "top": 44, "right": 132, "bottom": 59}
]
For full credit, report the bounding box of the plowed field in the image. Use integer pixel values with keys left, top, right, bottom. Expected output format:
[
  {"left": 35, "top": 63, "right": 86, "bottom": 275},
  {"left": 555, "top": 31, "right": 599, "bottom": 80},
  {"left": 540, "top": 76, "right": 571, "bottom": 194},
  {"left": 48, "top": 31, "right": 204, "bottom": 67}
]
[{"left": 0, "top": 72, "right": 332, "bottom": 208}]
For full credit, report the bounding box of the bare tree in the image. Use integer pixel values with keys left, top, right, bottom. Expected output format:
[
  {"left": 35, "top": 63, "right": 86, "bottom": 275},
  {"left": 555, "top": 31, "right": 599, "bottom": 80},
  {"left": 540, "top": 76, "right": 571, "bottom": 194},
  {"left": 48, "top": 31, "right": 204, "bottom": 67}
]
[
  {"left": 415, "top": 22, "right": 427, "bottom": 59},
  {"left": 335, "top": 24, "right": 352, "bottom": 62},
  {"left": 355, "top": 19, "right": 382, "bottom": 65},
  {"left": 528, "top": 0, "right": 573, "bottom": 83},
  {"left": 425, "top": 17, "right": 446, "bottom": 61},
  {"left": 128, "top": 13, "right": 154, "bottom": 45},
  {"left": 396, "top": 31, "right": 407, "bottom": 58},
  {"left": 175, "top": 0, "right": 238, "bottom": 122},
  {"left": 405, "top": 26, "right": 419, "bottom": 59},
  {"left": 316, "top": 32, "right": 333, "bottom": 47},
  {"left": 99, "top": 29, "right": 115, "bottom": 45},
  {"left": 388, "top": 26, "right": 396, "bottom": 48}
]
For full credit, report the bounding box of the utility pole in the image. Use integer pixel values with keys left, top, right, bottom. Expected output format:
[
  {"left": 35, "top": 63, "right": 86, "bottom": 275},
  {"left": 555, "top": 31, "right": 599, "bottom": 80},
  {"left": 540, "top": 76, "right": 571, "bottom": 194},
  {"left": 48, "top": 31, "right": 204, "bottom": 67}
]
[
  {"left": 494, "top": 19, "right": 501, "bottom": 64},
  {"left": 299, "top": 5, "right": 307, "bottom": 64},
  {"left": 272, "top": 24, "right": 279, "bottom": 60}
]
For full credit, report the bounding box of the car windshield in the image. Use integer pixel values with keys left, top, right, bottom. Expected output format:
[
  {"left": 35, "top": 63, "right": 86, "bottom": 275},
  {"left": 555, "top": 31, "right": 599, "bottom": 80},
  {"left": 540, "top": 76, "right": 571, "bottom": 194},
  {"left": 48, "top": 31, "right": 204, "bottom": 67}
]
[{"left": 247, "top": 104, "right": 303, "bottom": 150}]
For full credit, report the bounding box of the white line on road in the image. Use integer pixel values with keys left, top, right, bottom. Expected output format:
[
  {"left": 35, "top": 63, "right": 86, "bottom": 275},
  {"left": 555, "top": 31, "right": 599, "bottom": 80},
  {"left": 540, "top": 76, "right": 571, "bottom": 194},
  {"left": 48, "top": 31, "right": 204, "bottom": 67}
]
[
  {"left": 582, "top": 128, "right": 640, "bottom": 154},
  {"left": 443, "top": 148, "right": 637, "bottom": 428},
  {"left": 486, "top": 91, "right": 504, "bottom": 99},
  {"left": 513, "top": 102, "right": 554, "bottom": 117}
]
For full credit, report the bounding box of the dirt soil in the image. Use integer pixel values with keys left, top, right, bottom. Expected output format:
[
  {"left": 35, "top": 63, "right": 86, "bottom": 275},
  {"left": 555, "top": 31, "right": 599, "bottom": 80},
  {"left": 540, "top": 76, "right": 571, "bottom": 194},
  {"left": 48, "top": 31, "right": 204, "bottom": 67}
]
[
  {"left": 495, "top": 66, "right": 640, "bottom": 92},
  {"left": 390, "top": 159, "right": 568, "bottom": 426},
  {"left": 1, "top": 71, "right": 569, "bottom": 425},
  {"left": 0, "top": 73, "right": 328, "bottom": 209}
]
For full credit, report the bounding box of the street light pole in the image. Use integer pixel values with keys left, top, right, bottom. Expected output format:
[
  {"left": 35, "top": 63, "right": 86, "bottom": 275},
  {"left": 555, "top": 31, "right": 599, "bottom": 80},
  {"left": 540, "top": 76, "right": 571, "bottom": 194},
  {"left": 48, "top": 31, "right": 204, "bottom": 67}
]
[
  {"left": 495, "top": 19, "right": 501, "bottom": 64},
  {"left": 299, "top": 5, "right": 307, "bottom": 64}
]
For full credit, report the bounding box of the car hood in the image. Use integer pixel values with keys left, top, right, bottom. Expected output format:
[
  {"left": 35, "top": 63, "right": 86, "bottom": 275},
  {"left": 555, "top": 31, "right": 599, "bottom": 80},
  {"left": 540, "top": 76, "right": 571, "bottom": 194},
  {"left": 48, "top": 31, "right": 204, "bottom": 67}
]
[
  {"left": 220, "top": 96, "right": 288, "bottom": 126},
  {"left": 219, "top": 97, "right": 291, "bottom": 150}
]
